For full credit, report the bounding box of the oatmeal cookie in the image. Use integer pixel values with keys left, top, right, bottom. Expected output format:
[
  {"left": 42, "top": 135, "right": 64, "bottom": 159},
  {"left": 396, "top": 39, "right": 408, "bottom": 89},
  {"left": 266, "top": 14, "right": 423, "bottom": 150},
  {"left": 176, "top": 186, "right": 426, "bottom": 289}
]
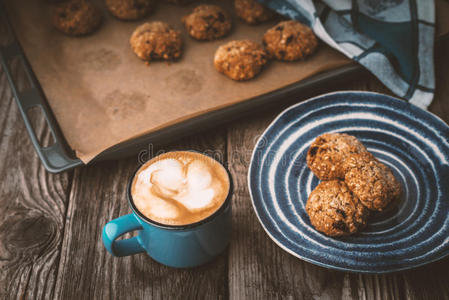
[
  {"left": 214, "top": 40, "right": 268, "bottom": 81},
  {"left": 53, "top": 0, "right": 102, "bottom": 36},
  {"left": 263, "top": 20, "right": 318, "bottom": 61},
  {"left": 106, "top": 0, "right": 154, "bottom": 21},
  {"left": 306, "top": 180, "right": 369, "bottom": 237},
  {"left": 379, "top": 163, "right": 402, "bottom": 200},
  {"left": 45, "top": 0, "right": 66, "bottom": 4},
  {"left": 343, "top": 152, "right": 401, "bottom": 211},
  {"left": 234, "top": 0, "right": 275, "bottom": 25},
  {"left": 130, "top": 21, "right": 182, "bottom": 61},
  {"left": 306, "top": 133, "right": 368, "bottom": 180},
  {"left": 182, "top": 5, "right": 232, "bottom": 41},
  {"left": 166, "top": 0, "right": 195, "bottom": 5}
]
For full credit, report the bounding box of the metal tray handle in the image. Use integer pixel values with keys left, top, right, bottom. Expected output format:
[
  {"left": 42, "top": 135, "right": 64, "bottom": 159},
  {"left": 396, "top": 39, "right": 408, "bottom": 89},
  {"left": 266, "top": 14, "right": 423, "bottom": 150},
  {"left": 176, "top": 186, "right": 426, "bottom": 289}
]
[{"left": 0, "top": 5, "right": 83, "bottom": 173}]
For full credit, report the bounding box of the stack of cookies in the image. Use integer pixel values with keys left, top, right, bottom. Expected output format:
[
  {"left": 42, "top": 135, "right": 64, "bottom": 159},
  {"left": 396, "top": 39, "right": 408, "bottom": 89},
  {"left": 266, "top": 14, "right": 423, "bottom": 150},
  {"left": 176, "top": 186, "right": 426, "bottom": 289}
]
[{"left": 305, "top": 133, "right": 402, "bottom": 237}]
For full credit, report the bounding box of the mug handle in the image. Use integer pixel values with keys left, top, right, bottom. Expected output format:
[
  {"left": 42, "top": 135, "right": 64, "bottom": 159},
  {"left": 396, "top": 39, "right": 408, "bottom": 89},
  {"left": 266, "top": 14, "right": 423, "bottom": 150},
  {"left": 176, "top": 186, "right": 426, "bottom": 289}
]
[{"left": 102, "top": 214, "right": 145, "bottom": 257}]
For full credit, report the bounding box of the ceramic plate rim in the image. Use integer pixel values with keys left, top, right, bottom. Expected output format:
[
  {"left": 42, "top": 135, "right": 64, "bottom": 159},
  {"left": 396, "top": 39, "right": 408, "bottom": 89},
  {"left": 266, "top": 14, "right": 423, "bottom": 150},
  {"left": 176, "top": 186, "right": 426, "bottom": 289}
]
[{"left": 247, "top": 90, "right": 449, "bottom": 274}]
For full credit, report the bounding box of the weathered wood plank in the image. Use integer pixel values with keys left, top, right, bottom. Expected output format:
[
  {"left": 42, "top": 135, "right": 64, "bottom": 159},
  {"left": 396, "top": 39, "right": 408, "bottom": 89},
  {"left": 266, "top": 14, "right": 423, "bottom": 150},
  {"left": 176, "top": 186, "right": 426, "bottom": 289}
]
[
  {"left": 54, "top": 130, "right": 229, "bottom": 299},
  {"left": 0, "top": 59, "right": 72, "bottom": 299}
]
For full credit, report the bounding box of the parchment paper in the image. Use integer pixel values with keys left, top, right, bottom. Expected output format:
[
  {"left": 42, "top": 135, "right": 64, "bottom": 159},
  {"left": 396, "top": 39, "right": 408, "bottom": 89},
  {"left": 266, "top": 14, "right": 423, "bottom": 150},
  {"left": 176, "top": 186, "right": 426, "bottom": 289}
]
[{"left": 5, "top": 0, "right": 449, "bottom": 163}]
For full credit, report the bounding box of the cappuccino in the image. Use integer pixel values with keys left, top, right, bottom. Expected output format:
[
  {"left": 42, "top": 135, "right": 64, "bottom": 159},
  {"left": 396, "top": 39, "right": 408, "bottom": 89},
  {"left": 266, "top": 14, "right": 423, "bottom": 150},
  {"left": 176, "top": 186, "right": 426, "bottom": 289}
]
[{"left": 131, "top": 151, "right": 230, "bottom": 226}]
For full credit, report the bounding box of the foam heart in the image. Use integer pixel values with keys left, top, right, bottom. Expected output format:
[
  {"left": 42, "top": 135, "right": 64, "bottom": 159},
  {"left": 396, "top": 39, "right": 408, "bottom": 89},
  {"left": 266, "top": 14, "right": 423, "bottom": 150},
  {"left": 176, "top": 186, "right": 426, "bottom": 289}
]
[
  {"left": 149, "top": 158, "right": 185, "bottom": 196},
  {"left": 148, "top": 158, "right": 215, "bottom": 211}
]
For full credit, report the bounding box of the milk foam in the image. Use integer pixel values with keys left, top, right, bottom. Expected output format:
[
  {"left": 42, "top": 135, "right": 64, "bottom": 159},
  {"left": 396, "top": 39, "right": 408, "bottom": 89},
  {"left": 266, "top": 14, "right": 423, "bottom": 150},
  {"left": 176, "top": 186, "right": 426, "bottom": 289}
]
[{"left": 131, "top": 152, "right": 229, "bottom": 225}]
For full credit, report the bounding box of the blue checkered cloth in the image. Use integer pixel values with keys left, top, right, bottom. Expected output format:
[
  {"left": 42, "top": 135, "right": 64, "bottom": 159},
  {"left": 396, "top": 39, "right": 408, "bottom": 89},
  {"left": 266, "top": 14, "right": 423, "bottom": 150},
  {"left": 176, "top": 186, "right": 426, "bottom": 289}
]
[{"left": 261, "top": 0, "right": 436, "bottom": 109}]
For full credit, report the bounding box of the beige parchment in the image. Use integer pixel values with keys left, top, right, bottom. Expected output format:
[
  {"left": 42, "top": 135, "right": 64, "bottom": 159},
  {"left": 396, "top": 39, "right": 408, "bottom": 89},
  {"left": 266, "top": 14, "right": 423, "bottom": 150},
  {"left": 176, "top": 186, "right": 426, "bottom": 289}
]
[{"left": 4, "top": 0, "right": 449, "bottom": 163}]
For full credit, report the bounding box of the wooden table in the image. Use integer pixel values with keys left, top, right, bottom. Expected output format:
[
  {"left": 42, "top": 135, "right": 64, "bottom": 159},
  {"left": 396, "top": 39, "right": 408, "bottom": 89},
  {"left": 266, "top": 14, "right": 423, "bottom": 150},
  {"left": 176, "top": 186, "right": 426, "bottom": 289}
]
[{"left": 1, "top": 37, "right": 449, "bottom": 299}]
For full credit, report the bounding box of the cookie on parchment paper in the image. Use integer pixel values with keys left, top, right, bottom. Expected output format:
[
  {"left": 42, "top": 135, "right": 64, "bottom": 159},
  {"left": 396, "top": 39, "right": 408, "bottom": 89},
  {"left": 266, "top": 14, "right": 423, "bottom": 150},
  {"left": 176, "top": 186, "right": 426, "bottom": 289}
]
[
  {"left": 106, "top": 0, "right": 154, "bottom": 21},
  {"left": 234, "top": 0, "right": 275, "bottom": 25},
  {"left": 182, "top": 5, "right": 232, "bottom": 41},
  {"left": 53, "top": 0, "right": 102, "bottom": 36},
  {"left": 263, "top": 20, "right": 318, "bottom": 61},
  {"left": 214, "top": 40, "right": 268, "bottom": 81},
  {"left": 130, "top": 21, "right": 183, "bottom": 62}
]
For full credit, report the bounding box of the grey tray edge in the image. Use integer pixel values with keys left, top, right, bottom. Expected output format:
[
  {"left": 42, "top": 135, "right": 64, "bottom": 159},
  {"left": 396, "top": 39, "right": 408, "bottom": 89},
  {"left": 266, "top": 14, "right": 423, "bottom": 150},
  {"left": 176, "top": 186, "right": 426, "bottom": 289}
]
[
  {"left": 0, "top": 3, "right": 83, "bottom": 173},
  {"left": 1, "top": 3, "right": 448, "bottom": 173}
]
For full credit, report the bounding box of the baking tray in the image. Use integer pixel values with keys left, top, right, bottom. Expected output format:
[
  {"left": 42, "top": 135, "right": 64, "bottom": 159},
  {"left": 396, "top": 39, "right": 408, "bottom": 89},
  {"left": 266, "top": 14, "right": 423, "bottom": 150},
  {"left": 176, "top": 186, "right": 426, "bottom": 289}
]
[{"left": 0, "top": 2, "right": 447, "bottom": 173}]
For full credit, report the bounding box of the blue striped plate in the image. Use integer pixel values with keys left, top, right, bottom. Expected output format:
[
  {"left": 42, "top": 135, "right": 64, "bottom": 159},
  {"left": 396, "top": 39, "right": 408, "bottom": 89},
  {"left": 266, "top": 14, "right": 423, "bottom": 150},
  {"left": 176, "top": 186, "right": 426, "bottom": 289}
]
[{"left": 248, "top": 91, "right": 449, "bottom": 273}]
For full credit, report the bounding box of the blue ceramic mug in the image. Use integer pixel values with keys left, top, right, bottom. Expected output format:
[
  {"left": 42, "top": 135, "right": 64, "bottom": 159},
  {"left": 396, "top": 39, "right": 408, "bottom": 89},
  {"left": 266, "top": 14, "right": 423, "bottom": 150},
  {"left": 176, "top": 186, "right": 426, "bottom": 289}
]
[{"left": 102, "top": 152, "right": 232, "bottom": 268}]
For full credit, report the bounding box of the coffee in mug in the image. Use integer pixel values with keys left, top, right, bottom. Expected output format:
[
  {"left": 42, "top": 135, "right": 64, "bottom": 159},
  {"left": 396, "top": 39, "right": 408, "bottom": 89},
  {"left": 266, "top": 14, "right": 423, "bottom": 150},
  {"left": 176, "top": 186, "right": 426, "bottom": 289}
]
[
  {"left": 102, "top": 150, "right": 232, "bottom": 268},
  {"left": 131, "top": 151, "right": 230, "bottom": 226}
]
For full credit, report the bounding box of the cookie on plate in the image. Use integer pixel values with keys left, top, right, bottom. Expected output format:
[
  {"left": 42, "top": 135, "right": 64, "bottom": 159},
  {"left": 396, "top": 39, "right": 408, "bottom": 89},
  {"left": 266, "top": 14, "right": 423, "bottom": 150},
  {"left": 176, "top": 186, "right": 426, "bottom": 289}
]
[
  {"left": 234, "top": 0, "right": 275, "bottom": 25},
  {"left": 263, "top": 20, "right": 318, "bottom": 61},
  {"left": 53, "top": 0, "right": 102, "bottom": 36},
  {"left": 106, "top": 0, "right": 154, "bottom": 21},
  {"left": 306, "top": 133, "right": 368, "bottom": 180},
  {"left": 343, "top": 152, "right": 401, "bottom": 211},
  {"left": 379, "top": 163, "right": 402, "bottom": 201},
  {"left": 214, "top": 40, "right": 268, "bottom": 81},
  {"left": 306, "top": 180, "right": 369, "bottom": 237},
  {"left": 130, "top": 21, "right": 182, "bottom": 61},
  {"left": 182, "top": 5, "right": 232, "bottom": 41}
]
